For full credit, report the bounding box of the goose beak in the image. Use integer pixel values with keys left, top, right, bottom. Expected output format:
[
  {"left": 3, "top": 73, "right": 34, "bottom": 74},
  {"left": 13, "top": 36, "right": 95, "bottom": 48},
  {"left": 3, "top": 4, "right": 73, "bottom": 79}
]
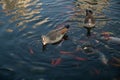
[
  {"left": 43, "top": 42, "right": 46, "bottom": 46},
  {"left": 41, "top": 35, "right": 47, "bottom": 46},
  {"left": 41, "top": 39, "right": 47, "bottom": 46}
]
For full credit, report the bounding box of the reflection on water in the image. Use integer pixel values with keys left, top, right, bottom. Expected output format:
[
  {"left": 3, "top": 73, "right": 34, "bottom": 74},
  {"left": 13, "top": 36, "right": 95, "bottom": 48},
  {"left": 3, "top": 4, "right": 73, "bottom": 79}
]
[
  {"left": 1, "top": 0, "right": 43, "bottom": 31},
  {"left": 0, "top": 0, "right": 120, "bottom": 80}
]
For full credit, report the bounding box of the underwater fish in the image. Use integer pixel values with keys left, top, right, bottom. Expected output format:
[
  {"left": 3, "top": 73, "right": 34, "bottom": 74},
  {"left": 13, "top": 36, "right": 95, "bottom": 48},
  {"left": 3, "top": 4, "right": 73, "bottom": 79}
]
[
  {"left": 100, "top": 36, "right": 120, "bottom": 44},
  {"left": 29, "top": 48, "right": 34, "bottom": 54},
  {"left": 75, "top": 56, "right": 87, "bottom": 61},
  {"left": 60, "top": 51, "right": 73, "bottom": 55},
  {"left": 51, "top": 58, "right": 62, "bottom": 66},
  {"left": 98, "top": 51, "right": 108, "bottom": 65}
]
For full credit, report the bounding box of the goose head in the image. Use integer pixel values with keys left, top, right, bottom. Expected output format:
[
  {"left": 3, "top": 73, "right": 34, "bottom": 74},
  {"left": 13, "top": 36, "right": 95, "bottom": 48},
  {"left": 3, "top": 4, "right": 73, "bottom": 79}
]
[
  {"left": 41, "top": 35, "right": 49, "bottom": 46},
  {"left": 86, "top": 9, "right": 93, "bottom": 16},
  {"left": 84, "top": 9, "right": 95, "bottom": 28},
  {"left": 64, "top": 24, "right": 70, "bottom": 29}
]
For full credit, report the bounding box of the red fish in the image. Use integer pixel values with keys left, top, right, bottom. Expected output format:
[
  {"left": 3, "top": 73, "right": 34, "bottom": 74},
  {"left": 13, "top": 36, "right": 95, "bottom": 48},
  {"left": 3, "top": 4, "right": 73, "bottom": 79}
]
[
  {"left": 93, "top": 68, "right": 100, "bottom": 75},
  {"left": 51, "top": 59, "right": 55, "bottom": 65},
  {"left": 75, "top": 56, "right": 87, "bottom": 61},
  {"left": 54, "top": 58, "right": 62, "bottom": 65},
  {"left": 60, "top": 51, "right": 73, "bottom": 55},
  {"left": 29, "top": 48, "right": 34, "bottom": 54},
  {"left": 51, "top": 58, "right": 62, "bottom": 66}
]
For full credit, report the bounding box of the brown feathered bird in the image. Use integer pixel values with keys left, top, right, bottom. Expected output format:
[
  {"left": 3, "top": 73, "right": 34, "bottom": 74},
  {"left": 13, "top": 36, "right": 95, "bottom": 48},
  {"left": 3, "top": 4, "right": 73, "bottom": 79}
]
[
  {"left": 41, "top": 25, "right": 70, "bottom": 46},
  {"left": 84, "top": 9, "right": 95, "bottom": 28},
  {"left": 84, "top": 9, "right": 95, "bottom": 36}
]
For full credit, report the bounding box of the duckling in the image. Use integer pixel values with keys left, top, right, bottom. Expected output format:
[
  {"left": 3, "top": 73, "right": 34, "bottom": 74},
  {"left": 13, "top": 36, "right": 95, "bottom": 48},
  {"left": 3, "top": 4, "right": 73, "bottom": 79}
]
[
  {"left": 41, "top": 25, "right": 70, "bottom": 46},
  {"left": 84, "top": 9, "right": 95, "bottom": 28}
]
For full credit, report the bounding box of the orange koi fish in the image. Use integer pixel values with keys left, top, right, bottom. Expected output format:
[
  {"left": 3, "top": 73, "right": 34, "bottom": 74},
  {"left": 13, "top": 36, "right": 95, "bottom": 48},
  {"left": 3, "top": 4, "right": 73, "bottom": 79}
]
[
  {"left": 29, "top": 48, "right": 34, "bottom": 54},
  {"left": 60, "top": 51, "right": 73, "bottom": 55},
  {"left": 54, "top": 58, "right": 62, "bottom": 65},
  {"left": 51, "top": 58, "right": 62, "bottom": 66},
  {"left": 75, "top": 56, "right": 87, "bottom": 61}
]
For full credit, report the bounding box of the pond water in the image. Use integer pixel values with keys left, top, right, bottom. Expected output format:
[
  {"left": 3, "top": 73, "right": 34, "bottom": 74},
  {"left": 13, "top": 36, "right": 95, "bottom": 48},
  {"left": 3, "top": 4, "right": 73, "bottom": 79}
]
[{"left": 0, "top": 0, "right": 120, "bottom": 80}]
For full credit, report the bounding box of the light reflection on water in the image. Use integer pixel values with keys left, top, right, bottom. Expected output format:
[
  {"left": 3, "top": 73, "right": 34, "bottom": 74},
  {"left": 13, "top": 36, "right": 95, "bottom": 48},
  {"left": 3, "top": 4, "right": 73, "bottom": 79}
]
[{"left": 0, "top": 0, "right": 120, "bottom": 80}]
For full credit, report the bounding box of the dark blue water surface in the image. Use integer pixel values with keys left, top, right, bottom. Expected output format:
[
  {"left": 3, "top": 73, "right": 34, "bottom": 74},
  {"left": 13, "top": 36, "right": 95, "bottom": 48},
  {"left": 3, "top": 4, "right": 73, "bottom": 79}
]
[{"left": 0, "top": 0, "right": 120, "bottom": 80}]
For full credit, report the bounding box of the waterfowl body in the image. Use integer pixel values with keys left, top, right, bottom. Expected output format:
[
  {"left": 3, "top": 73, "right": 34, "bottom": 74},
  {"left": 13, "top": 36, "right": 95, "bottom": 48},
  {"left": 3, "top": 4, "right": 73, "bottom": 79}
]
[
  {"left": 41, "top": 25, "right": 70, "bottom": 46},
  {"left": 84, "top": 9, "right": 95, "bottom": 28}
]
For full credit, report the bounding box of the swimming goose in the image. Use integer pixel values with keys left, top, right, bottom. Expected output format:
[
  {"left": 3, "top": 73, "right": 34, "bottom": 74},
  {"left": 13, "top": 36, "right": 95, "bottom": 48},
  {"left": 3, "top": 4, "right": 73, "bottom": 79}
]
[
  {"left": 41, "top": 25, "right": 70, "bottom": 46},
  {"left": 84, "top": 9, "right": 95, "bottom": 28}
]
